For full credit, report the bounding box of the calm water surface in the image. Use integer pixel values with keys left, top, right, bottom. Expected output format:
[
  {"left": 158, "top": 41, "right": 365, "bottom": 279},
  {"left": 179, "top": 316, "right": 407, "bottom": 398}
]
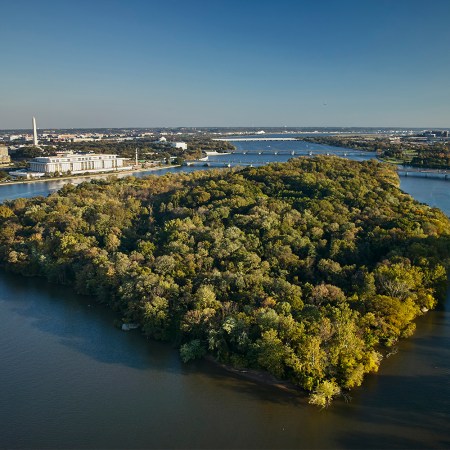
[{"left": 0, "top": 143, "right": 449, "bottom": 449}]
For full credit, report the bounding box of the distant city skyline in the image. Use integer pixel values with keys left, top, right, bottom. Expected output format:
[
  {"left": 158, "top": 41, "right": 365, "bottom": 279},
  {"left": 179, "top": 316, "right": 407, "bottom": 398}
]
[{"left": 1, "top": 0, "right": 449, "bottom": 129}]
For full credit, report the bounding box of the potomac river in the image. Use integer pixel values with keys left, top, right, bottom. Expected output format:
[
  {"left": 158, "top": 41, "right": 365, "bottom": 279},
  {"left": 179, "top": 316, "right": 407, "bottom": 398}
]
[{"left": 0, "top": 139, "right": 449, "bottom": 449}]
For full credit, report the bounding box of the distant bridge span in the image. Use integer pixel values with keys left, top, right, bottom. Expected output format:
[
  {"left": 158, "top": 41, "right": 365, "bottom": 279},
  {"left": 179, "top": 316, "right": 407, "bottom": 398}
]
[
  {"left": 396, "top": 167, "right": 449, "bottom": 180},
  {"left": 213, "top": 137, "right": 298, "bottom": 142},
  {"left": 228, "top": 150, "right": 370, "bottom": 156}
]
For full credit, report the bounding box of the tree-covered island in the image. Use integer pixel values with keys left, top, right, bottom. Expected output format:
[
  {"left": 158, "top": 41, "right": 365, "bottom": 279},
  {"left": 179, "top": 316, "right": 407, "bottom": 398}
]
[
  {"left": 0, "top": 157, "right": 449, "bottom": 406},
  {"left": 297, "top": 135, "right": 450, "bottom": 169}
]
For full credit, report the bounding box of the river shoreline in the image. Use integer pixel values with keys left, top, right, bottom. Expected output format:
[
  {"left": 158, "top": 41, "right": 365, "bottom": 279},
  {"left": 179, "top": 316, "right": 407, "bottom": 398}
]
[
  {"left": 0, "top": 164, "right": 179, "bottom": 186},
  {"left": 204, "top": 355, "right": 301, "bottom": 394}
]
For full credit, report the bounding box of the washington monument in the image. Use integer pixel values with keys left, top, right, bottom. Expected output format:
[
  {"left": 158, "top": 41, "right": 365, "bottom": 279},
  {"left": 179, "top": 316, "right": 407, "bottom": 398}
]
[{"left": 32, "top": 116, "right": 38, "bottom": 146}]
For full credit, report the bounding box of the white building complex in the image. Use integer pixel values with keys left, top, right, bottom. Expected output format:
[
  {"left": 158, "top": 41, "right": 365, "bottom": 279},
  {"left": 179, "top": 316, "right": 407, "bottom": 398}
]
[
  {"left": 172, "top": 142, "right": 187, "bottom": 150},
  {"left": 10, "top": 152, "right": 133, "bottom": 178}
]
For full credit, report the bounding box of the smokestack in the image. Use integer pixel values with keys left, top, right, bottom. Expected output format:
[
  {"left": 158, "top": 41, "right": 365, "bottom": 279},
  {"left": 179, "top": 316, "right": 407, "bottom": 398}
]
[{"left": 32, "top": 116, "right": 38, "bottom": 146}]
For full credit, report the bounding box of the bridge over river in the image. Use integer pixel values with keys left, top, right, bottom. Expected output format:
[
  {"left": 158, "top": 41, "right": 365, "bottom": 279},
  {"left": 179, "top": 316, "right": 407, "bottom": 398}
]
[
  {"left": 213, "top": 150, "right": 370, "bottom": 157},
  {"left": 396, "top": 167, "right": 449, "bottom": 180},
  {"left": 213, "top": 137, "right": 298, "bottom": 142}
]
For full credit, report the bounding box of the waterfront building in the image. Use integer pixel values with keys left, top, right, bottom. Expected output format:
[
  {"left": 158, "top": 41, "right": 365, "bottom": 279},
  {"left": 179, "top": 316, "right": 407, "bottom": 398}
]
[{"left": 27, "top": 152, "right": 132, "bottom": 175}]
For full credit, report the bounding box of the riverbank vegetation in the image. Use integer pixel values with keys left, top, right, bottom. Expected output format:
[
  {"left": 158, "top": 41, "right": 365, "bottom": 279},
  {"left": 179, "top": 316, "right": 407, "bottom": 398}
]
[
  {"left": 0, "top": 157, "right": 449, "bottom": 406},
  {"left": 298, "top": 136, "right": 450, "bottom": 170}
]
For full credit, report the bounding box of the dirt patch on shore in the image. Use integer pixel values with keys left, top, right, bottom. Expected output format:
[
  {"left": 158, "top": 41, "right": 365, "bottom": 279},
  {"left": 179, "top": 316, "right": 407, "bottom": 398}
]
[{"left": 204, "top": 355, "right": 301, "bottom": 394}]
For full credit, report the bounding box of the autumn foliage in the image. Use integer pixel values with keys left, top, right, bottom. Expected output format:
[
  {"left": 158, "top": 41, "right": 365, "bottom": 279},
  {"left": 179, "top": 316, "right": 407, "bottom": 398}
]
[{"left": 1, "top": 157, "right": 449, "bottom": 405}]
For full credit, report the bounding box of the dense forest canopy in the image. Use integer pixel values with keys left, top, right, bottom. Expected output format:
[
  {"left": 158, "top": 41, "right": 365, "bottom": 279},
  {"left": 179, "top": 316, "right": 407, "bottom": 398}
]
[{"left": 0, "top": 157, "right": 449, "bottom": 406}]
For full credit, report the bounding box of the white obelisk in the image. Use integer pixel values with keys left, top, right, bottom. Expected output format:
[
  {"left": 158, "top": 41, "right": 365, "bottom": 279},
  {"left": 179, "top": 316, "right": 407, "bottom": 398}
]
[{"left": 32, "top": 116, "right": 38, "bottom": 146}]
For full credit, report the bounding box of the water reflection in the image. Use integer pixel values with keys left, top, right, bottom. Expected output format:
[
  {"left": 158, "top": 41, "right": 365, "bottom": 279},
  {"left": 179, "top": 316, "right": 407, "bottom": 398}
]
[{"left": 0, "top": 258, "right": 449, "bottom": 449}]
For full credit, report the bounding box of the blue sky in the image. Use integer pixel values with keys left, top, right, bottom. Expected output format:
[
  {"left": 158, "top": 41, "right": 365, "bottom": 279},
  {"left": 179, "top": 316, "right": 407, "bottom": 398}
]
[{"left": 1, "top": 0, "right": 449, "bottom": 128}]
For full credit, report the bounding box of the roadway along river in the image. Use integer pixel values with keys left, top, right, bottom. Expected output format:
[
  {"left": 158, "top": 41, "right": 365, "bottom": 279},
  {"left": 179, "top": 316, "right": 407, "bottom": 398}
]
[{"left": 0, "top": 143, "right": 449, "bottom": 449}]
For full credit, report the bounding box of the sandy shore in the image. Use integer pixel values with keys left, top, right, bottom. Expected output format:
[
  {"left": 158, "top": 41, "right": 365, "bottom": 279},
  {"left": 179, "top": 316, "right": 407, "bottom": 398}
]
[{"left": 0, "top": 164, "right": 178, "bottom": 186}]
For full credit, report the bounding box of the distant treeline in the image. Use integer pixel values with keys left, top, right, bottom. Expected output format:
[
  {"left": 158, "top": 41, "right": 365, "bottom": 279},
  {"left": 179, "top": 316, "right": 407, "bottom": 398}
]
[
  {"left": 298, "top": 136, "right": 450, "bottom": 169},
  {"left": 0, "top": 157, "right": 449, "bottom": 406},
  {"left": 409, "top": 148, "right": 450, "bottom": 170}
]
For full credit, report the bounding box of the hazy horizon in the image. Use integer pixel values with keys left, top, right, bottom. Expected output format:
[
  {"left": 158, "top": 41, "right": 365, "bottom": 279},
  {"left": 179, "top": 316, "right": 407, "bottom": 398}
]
[{"left": 1, "top": 124, "right": 449, "bottom": 132}]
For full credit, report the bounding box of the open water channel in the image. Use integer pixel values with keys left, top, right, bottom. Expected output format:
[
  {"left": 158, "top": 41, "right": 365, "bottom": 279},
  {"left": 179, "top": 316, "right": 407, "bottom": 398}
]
[{"left": 0, "top": 139, "right": 449, "bottom": 448}]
